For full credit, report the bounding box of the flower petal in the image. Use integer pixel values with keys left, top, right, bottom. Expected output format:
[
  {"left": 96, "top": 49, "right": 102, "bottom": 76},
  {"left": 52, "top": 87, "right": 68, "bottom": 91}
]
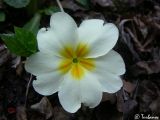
[
  {"left": 78, "top": 19, "right": 104, "bottom": 43},
  {"left": 50, "top": 12, "right": 78, "bottom": 46},
  {"left": 25, "top": 52, "right": 61, "bottom": 75},
  {"left": 88, "top": 23, "right": 119, "bottom": 57},
  {"left": 37, "top": 28, "right": 62, "bottom": 56},
  {"left": 97, "top": 72, "right": 123, "bottom": 93},
  {"left": 78, "top": 22, "right": 119, "bottom": 58},
  {"left": 58, "top": 73, "right": 81, "bottom": 113},
  {"left": 80, "top": 72, "right": 103, "bottom": 108},
  {"left": 33, "top": 71, "right": 62, "bottom": 96},
  {"left": 95, "top": 50, "right": 125, "bottom": 75}
]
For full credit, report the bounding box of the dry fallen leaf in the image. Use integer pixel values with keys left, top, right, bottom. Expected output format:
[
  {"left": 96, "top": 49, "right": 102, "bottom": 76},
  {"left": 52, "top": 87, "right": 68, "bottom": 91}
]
[
  {"left": 16, "top": 106, "right": 27, "bottom": 120},
  {"left": 116, "top": 88, "right": 138, "bottom": 114},
  {"left": 0, "top": 44, "right": 10, "bottom": 66},
  {"left": 116, "top": 89, "right": 124, "bottom": 112},
  {"left": 61, "top": 0, "right": 85, "bottom": 11},
  {"left": 137, "top": 80, "right": 160, "bottom": 113},
  {"left": 95, "top": 101, "right": 123, "bottom": 120},
  {"left": 11, "top": 56, "right": 21, "bottom": 68},
  {"left": 31, "top": 97, "right": 53, "bottom": 119},
  {"left": 131, "top": 60, "right": 160, "bottom": 76},
  {"left": 102, "top": 93, "right": 116, "bottom": 104},
  {"left": 123, "top": 80, "right": 136, "bottom": 93},
  {"left": 149, "top": 97, "right": 160, "bottom": 115},
  {"left": 0, "top": 114, "right": 7, "bottom": 120},
  {"left": 52, "top": 106, "right": 71, "bottom": 120},
  {"left": 92, "top": 0, "right": 114, "bottom": 7}
]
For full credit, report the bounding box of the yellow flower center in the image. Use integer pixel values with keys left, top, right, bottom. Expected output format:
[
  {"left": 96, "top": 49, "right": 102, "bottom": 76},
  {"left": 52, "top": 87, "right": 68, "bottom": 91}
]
[{"left": 58, "top": 43, "right": 95, "bottom": 80}]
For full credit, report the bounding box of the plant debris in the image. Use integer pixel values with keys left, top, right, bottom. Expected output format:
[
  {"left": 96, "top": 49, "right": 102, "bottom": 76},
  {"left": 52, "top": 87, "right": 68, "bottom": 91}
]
[{"left": 0, "top": 0, "right": 160, "bottom": 119}]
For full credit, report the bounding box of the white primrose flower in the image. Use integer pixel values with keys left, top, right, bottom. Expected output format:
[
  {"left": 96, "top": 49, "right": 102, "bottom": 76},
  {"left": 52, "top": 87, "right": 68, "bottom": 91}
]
[{"left": 25, "top": 12, "right": 125, "bottom": 113}]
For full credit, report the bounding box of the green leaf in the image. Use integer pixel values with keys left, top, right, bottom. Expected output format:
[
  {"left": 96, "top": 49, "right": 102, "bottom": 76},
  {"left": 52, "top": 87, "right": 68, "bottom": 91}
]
[
  {"left": 26, "top": 0, "right": 38, "bottom": 15},
  {"left": 44, "top": 6, "right": 60, "bottom": 15},
  {"left": 0, "top": 11, "right": 5, "bottom": 22},
  {"left": 4, "top": 0, "right": 30, "bottom": 8},
  {"left": 0, "top": 27, "right": 38, "bottom": 57},
  {"left": 76, "top": 0, "right": 89, "bottom": 8},
  {"left": 23, "top": 13, "right": 41, "bottom": 35}
]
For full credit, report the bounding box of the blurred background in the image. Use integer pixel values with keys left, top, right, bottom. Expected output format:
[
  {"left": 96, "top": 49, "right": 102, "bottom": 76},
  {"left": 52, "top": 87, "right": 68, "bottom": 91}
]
[{"left": 0, "top": 0, "right": 160, "bottom": 120}]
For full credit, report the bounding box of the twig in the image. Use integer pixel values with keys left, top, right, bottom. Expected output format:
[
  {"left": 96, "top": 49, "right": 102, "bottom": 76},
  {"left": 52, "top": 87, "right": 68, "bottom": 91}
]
[
  {"left": 24, "top": 74, "right": 33, "bottom": 107},
  {"left": 143, "top": 34, "right": 154, "bottom": 48},
  {"left": 126, "top": 27, "right": 142, "bottom": 49},
  {"left": 56, "top": 0, "right": 64, "bottom": 12}
]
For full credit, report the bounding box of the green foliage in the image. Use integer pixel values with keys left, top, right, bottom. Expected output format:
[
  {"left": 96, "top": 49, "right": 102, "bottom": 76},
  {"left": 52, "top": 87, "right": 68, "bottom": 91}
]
[
  {"left": 23, "top": 13, "right": 41, "bottom": 35},
  {"left": 44, "top": 6, "right": 60, "bottom": 15},
  {"left": 4, "top": 0, "right": 30, "bottom": 8},
  {"left": 0, "top": 11, "right": 5, "bottom": 22},
  {"left": 26, "top": 0, "right": 38, "bottom": 15},
  {"left": 0, "top": 27, "right": 38, "bottom": 57},
  {"left": 76, "top": 0, "right": 90, "bottom": 8}
]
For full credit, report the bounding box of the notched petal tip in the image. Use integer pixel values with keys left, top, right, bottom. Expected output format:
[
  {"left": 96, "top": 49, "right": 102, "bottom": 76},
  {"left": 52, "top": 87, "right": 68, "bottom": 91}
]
[
  {"left": 32, "top": 72, "right": 62, "bottom": 96},
  {"left": 58, "top": 91, "right": 81, "bottom": 113},
  {"left": 63, "top": 103, "right": 81, "bottom": 113},
  {"left": 81, "top": 22, "right": 119, "bottom": 58},
  {"left": 58, "top": 76, "right": 81, "bottom": 113},
  {"left": 79, "top": 19, "right": 104, "bottom": 27}
]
